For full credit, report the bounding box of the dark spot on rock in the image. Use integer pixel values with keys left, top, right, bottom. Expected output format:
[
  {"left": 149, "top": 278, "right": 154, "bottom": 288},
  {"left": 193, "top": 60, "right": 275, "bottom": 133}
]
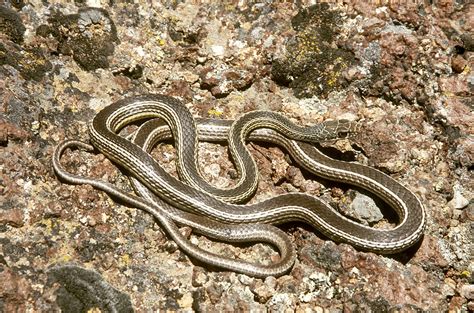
[
  {"left": 276, "top": 276, "right": 298, "bottom": 294},
  {"left": 75, "top": 229, "right": 117, "bottom": 263},
  {"left": 237, "top": 2, "right": 272, "bottom": 23},
  {"left": 192, "top": 288, "right": 206, "bottom": 311},
  {"left": 0, "top": 41, "right": 16, "bottom": 65},
  {"left": 316, "top": 143, "right": 357, "bottom": 162},
  {"left": 0, "top": 42, "right": 52, "bottom": 81},
  {"left": 0, "top": 6, "right": 25, "bottom": 44},
  {"left": 271, "top": 4, "right": 354, "bottom": 98},
  {"left": 291, "top": 3, "right": 333, "bottom": 37},
  {"left": 206, "top": 283, "right": 225, "bottom": 304},
  {"left": 168, "top": 24, "right": 201, "bottom": 45},
  {"left": 74, "top": 0, "right": 88, "bottom": 7},
  {"left": 28, "top": 241, "right": 50, "bottom": 259},
  {"left": 35, "top": 24, "right": 50, "bottom": 38},
  {"left": 0, "top": 238, "right": 11, "bottom": 249},
  {"left": 76, "top": 239, "right": 115, "bottom": 263},
  {"left": 38, "top": 7, "right": 119, "bottom": 71},
  {"left": 300, "top": 241, "right": 342, "bottom": 271},
  {"left": 50, "top": 102, "right": 95, "bottom": 139},
  {"left": 454, "top": 45, "right": 465, "bottom": 55},
  {"left": 161, "top": 288, "right": 181, "bottom": 310},
  {"left": 444, "top": 125, "right": 461, "bottom": 143},
  {"left": 113, "top": 64, "right": 143, "bottom": 79},
  {"left": 350, "top": 294, "right": 391, "bottom": 312},
  {"left": 460, "top": 33, "right": 473, "bottom": 52},
  {"left": 0, "top": 253, "right": 6, "bottom": 265},
  {"left": 11, "top": 1, "right": 26, "bottom": 10},
  {"left": 47, "top": 264, "right": 134, "bottom": 313},
  {"left": 66, "top": 71, "right": 81, "bottom": 83},
  {"left": 1, "top": 238, "right": 26, "bottom": 263}
]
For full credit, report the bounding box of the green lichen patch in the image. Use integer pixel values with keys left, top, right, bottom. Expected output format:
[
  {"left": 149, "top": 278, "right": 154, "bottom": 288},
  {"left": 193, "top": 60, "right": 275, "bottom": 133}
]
[{"left": 272, "top": 4, "right": 354, "bottom": 98}]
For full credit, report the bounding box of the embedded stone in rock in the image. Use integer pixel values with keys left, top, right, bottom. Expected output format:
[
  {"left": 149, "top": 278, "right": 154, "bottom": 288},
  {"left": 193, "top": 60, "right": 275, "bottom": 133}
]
[
  {"left": 448, "top": 184, "right": 470, "bottom": 210},
  {"left": 199, "top": 64, "right": 254, "bottom": 97},
  {"left": 339, "top": 190, "right": 384, "bottom": 225}
]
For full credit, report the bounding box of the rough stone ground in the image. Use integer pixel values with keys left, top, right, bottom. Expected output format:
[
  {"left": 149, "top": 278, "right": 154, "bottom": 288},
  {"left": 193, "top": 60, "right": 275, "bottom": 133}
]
[{"left": 0, "top": 1, "right": 473, "bottom": 312}]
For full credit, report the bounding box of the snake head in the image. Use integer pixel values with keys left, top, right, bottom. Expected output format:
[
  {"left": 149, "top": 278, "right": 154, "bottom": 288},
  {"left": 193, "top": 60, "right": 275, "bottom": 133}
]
[{"left": 313, "top": 119, "right": 361, "bottom": 141}]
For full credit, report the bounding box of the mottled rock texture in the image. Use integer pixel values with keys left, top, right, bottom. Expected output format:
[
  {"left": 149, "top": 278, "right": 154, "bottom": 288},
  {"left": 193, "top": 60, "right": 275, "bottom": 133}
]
[{"left": 0, "top": 1, "right": 472, "bottom": 312}]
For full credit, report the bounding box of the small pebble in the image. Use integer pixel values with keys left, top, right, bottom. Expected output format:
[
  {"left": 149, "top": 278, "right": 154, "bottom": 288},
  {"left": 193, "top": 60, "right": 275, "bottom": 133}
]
[
  {"left": 448, "top": 184, "right": 469, "bottom": 210},
  {"left": 460, "top": 284, "right": 474, "bottom": 300}
]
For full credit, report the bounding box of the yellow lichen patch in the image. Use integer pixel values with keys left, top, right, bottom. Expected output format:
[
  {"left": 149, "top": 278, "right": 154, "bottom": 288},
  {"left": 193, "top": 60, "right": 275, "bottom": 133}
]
[
  {"left": 118, "top": 253, "right": 132, "bottom": 267},
  {"left": 155, "top": 36, "right": 166, "bottom": 46},
  {"left": 31, "top": 218, "right": 82, "bottom": 264},
  {"left": 35, "top": 217, "right": 54, "bottom": 233},
  {"left": 327, "top": 57, "right": 349, "bottom": 87},
  {"left": 327, "top": 71, "right": 339, "bottom": 87},
  {"left": 271, "top": 4, "right": 355, "bottom": 98},
  {"left": 19, "top": 51, "right": 46, "bottom": 70},
  {"left": 442, "top": 91, "right": 454, "bottom": 98},
  {"left": 208, "top": 108, "right": 224, "bottom": 118},
  {"left": 51, "top": 242, "right": 75, "bottom": 264},
  {"left": 296, "top": 30, "right": 321, "bottom": 58}
]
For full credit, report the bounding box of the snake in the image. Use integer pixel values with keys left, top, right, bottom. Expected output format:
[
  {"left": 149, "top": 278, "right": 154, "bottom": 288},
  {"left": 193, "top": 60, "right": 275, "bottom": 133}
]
[
  {"left": 53, "top": 94, "right": 426, "bottom": 277},
  {"left": 53, "top": 140, "right": 296, "bottom": 277}
]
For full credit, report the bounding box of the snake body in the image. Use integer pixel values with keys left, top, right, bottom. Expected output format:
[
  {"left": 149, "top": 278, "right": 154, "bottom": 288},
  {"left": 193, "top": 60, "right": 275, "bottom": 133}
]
[
  {"left": 53, "top": 141, "right": 295, "bottom": 277},
  {"left": 53, "top": 94, "right": 426, "bottom": 277}
]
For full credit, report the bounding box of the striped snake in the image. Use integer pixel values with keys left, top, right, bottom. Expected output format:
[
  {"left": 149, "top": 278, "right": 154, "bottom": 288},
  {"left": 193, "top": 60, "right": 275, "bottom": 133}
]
[{"left": 52, "top": 94, "right": 425, "bottom": 277}]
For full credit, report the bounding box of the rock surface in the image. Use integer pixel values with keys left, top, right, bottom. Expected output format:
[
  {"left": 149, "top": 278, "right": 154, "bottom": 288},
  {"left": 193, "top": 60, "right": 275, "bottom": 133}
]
[{"left": 0, "top": 1, "right": 472, "bottom": 311}]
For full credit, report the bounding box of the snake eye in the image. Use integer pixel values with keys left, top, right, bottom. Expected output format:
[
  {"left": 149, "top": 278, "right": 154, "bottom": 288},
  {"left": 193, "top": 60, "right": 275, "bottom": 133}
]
[{"left": 338, "top": 131, "right": 349, "bottom": 138}]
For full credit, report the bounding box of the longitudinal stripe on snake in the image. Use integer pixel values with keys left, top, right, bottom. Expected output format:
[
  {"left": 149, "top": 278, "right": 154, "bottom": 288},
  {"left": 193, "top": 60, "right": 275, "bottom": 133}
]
[
  {"left": 53, "top": 141, "right": 295, "bottom": 277},
  {"left": 53, "top": 94, "right": 426, "bottom": 277}
]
